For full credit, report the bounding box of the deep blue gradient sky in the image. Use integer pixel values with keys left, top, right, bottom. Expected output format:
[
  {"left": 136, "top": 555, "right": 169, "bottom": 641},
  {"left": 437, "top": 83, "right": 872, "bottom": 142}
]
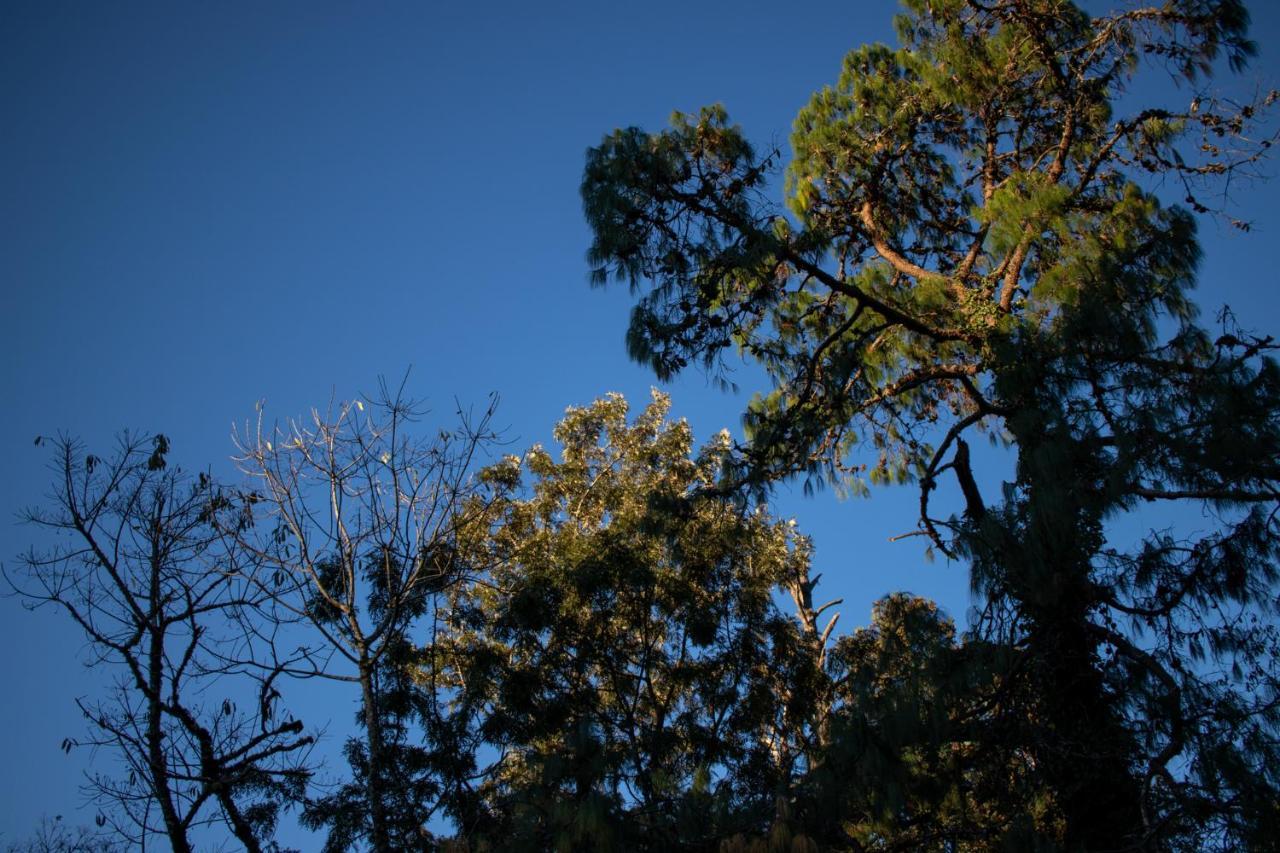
[{"left": 3, "top": 0, "right": 1279, "bottom": 843}]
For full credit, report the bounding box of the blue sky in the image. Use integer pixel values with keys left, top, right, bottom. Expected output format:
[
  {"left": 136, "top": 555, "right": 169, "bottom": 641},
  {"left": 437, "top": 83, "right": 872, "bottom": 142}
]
[{"left": 3, "top": 0, "right": 1278, "bottom": 844}]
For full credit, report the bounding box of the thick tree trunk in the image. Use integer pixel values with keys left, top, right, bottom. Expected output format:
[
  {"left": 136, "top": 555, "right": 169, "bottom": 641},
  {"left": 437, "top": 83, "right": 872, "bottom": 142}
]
[
  {"left": 1025, "top": 594, "right": 1144, "bottom": 850},
  {"left": 1002, "top": 419, "right": 1146, "bottom": 849}
]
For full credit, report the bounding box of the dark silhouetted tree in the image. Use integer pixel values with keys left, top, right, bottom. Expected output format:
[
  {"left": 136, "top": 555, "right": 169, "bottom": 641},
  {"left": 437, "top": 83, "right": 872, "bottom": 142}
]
[
  {"left": 4, "top": 815, "right": 125, "bottom": 853},
  {"left": 11, "top": 435, "right": 313, "bottom": 852}
]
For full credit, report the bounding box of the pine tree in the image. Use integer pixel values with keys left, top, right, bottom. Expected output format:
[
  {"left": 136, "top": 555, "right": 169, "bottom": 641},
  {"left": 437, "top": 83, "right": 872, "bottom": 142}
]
[{"left": 581, "top": 1, "right": 1280, "bottom": 847}]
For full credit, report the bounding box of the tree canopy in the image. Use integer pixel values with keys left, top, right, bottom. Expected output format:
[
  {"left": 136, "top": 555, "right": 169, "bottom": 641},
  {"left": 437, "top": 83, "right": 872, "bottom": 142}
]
[
  {"left": 581, "top": 0, "right": 1280, "bottom": 848},
  {"left": 449, "top": 391, "right": 825, "bottom": 849},
  {"left": 14, "top": 1, "right": 1280, "bottom": 850}
]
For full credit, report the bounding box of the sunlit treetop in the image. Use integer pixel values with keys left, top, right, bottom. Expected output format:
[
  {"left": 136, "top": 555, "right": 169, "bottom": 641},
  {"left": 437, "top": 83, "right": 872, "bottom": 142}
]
[
  {"left": 448, "top": 391, "right": 834, "bottom": 848},
  {"left": 583, "top": 0, "right": 1273, "bottom": 509}
]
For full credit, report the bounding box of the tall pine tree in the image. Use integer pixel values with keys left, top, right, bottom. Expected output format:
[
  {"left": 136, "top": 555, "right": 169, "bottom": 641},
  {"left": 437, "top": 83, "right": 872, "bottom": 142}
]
[{"left": 582, "top": 1, "right": 1280, "bottom": 847}]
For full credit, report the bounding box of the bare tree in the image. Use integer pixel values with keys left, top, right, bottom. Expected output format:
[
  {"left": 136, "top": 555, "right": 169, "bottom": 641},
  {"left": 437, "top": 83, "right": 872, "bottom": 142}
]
[
  {"left": 231, "top": 381, "right": 502, "bottom": 852},
  {"left": 9, "top": 434, "right": 314, "bottom": 852},
  {"left": 3, "top": 816, "right": 125, "bottom": 853}
]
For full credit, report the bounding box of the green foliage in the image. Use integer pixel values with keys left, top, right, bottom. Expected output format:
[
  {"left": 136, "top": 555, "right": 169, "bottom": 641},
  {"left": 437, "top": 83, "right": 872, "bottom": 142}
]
[
  {"left": 299, "top": 557, "right": 444, "bottom": 852},
  {"left": 233, "top": 389, "right": 505, "bottom": 853},
  {"left": 448, "top": 391, "right": 822, "bottom": 849},
  {"left": 811, "top": 595, "right": 1057, "bottom": 850},
  {"left": 582, "top": 0, "right": 1280, "bottom": 848}
]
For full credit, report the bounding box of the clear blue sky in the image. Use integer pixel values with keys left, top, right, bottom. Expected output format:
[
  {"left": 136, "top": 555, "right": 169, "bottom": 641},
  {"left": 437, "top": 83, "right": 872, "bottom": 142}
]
[{"left": 3, "top": 0, "right": 1278, "bottom": 844}]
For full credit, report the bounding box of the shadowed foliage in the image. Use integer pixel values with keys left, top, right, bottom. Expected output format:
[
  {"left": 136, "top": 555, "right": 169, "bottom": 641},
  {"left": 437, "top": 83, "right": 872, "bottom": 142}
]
[{"left": 581, "top": 0, "right": 1280, "bottom": 848}]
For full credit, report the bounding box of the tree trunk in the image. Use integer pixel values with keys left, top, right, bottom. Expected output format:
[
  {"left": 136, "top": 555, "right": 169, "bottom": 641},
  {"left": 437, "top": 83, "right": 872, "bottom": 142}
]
[
  {"left": 1001, "top": 418, "right": 1146, "bottom": 849},
  {"left": 148, "top": 621, "right": 193, "bottom": 853},
  {"left": 200, "top": 735, "right": 262, "bottom": 853},
  {"left": 359, "top": 659, "right": 392, "bottom": 852},
  {"left": 1025, "top": 591, "right": 1144, "bottom": 850},
  {"left": 213, "top": 783, "right": 263, "bottom": 853}
]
